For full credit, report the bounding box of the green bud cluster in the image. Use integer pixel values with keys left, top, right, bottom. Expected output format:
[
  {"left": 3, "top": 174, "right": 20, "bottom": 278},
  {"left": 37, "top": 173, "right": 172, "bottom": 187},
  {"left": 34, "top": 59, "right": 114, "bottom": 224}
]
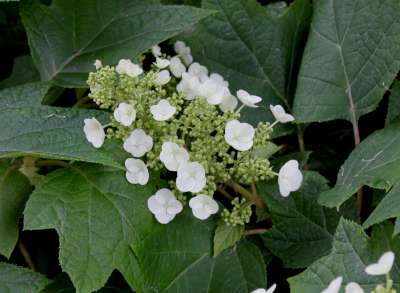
[
  {"left": 221, "top": 197, "right": 252, "bottom": 226},
  {"left": 372, "top": 277, "right": 396, "bottom": 293}
]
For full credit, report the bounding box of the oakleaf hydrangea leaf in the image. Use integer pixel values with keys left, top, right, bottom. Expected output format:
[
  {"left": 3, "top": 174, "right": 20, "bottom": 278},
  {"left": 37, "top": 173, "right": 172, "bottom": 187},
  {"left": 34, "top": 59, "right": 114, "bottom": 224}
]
[
  {"left": 289, "top": 219, "right": 400, "bottom": 292},
  {"left": 0, "top": 163, "right": 31, "bottom": 258},
  {"left": 319, "top": 123, "right": 400, "bottom": 208},
  {"left": 293, "top": 0, "right": 400, "bottom": 123},
  {"left": 21, "top": 0, "right": 213, "bottom": 87},
  {"left": 23, "top": 163, "right": 157, "bottom": 293}
]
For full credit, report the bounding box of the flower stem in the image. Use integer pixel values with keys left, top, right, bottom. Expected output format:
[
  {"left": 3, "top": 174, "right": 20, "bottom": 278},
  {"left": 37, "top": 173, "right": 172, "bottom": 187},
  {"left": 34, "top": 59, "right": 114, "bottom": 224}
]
[
  {"left": 217, "top": 185, "right": 233, "bottom": 200},
  {"left": 245, "top": 228, "right": 268, "bottom": 236},
  {"left": 226, "top": 181, "right": 266, "bottom": 211},
  {"left": 18, "top": 241, "right": 36, "bottom": 271}
]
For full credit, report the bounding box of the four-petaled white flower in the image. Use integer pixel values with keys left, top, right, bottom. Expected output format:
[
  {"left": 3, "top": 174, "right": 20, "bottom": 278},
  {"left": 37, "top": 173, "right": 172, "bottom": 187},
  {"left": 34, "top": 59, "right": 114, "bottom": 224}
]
[
  {"left": 321, "top": 277, "right": 343, "bottom": 293},
  {"left": 188, "top": 62, "right": 208, "bottom": 81},
  {"left": 147, "top": 188, "right": 183, "bottom": 224},
  {"left": 345, "top": 282, "right": 364, "bottom": 293},
  {"left": 169, "top": 56, "right": 186, "bottom": 78},
  {"left": 237, "top": 89, "right": 262, "bottom": 108},
  {"left": 224, "top": 120, "right": 255, "bottom": 151},
  {"left": 198, "top": 78, "right": 227, "bottom": 105},
  {"left": 189, "top": 194, "right": 219, "bottom": 220},
  {"left": 154, "top": 57, "right": 170, "bottom": 69},
  {"left": 251, "top": 284, "right": 277, "bottom": 293},
  {"left": 176, "top": 161, "right": 206, "bottom": 193},
  {"left": 159, "top": 142, "right": 189, "bottom": 171},
  {"left": 94, "top": 59, "right": 102, "bottom": 70},
  {"left": 125, "top": 158, "right": 149, "bottom": 185},
  {"left": 219, "top": 94, "right": 238, "bottom": 112},
  {"left": 116, "top": 59, "right": 143, "bottom": 77},
  {"left": 123, "top": 129, "right": 153, "bottom": 157},
  {"left": 152, "top": 45, "right": 162, "bottom": 57},
  {"left": 278, "top": 160, "right": 303, "bottom": 197},
  {"left": 155, "top": 70, "right": 171, "bottom": 86},
  {"left": 177, "top": 72, "right": 200, "bottom": 100},
  {"left": 365, "top": 251, "right": 395, "bottom": 275},
  {"left": 150, "top": 99, "right": 176, "bottom": 121},
  {"left": 83, "top": 117, "right": 105, "bottom": 148},
  {"left": 174, "top": 41, "right": 193, "bottom": 66},
  {"left": 113, "top": 102, "right": 136, "bottom": 126},
  {"left": 270, "top": 105, "right": 295, "bottom": 123}
]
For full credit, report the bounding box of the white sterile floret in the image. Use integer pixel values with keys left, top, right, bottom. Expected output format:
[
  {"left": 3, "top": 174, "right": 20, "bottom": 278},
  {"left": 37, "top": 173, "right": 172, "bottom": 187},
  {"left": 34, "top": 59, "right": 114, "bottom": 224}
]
[
  {"left": 224, "top": 119, "right": 255, "bottom": 151},
  {"left": 210, "top": 73, "right": 229, "bottom": 87},
  {"left": 174, "top": 40, "right": 187, "bottom": 54},
  {"left": 152, "top": 45, "right": 162, "bottom": 57},
  {"left": 321, "top": 277, "right": 343, "bottom": 293},
  {"left": 365, "top": 251, "right": 395, "bottom": 275},
  {"left": 237, "top": 89, "right": 262, "bottom": 108},
  {"left": 113, "top": 102, "right": 136, "bottom": 126},
  {"left": 125, "top": 158, "right": 149, "bottom": 185},
  {"left": 116, "top": 59, "right": 143, "bottom": 77},
  {"left": 219, "top": 94, "right": 238, "bottom": 112},
  {"left": 176, "top": 162, "right": 206, "bottom": 193},
  {"left": 251, "top": 284, "right": 277, "bottom": 293},
  {"left": 159, "top": 142, "right": 189, "bottom": 171},
  {"left": 150, "top": 99, "right": 176, "bottom": 121},
  {"left": 169, "top": 56, "right": 186, "bottom": 78},
  {"left": 154, "top": 57, "right": 170, "bottom": 69},
  {"left": 147, "top": 188, "right": 183, "bottom": 224},
  {"left": 270, "top": 105, "right": 295, "bottom": 123},
  {"left": 345, "top": 282, "right": 364, "bottom": 293},
  {"left": 154, "top": 70, "right": 171, "bottom": 86},
  {"left": 189, "top": 194, "right": 219, "bottom": 220},
  {"left": 94, "top": 59, "right": 102, "bottom": 70},
  {"left": 181, "top": 53, "right": 193, "bottom": 67},
  {"left": 83, "top": 117, "right": 105, "bottom": 148},
  {"left": 188, "top": 62, "right": 208, "bottom": 81},
  {"left": 174, "top": 41, "right": 193, "bottom": 66},
  {"left": 123, "top": 129, "right": 153, "bottom": 157},
  {"left": 278, "top": 160, "right": 303, "bottom": 197},
  {"left": 177, "top": 72, "right": 201, "bottom": 100},
  {"left": 198, "top": 78, "right": 226, "bottom": 105}
]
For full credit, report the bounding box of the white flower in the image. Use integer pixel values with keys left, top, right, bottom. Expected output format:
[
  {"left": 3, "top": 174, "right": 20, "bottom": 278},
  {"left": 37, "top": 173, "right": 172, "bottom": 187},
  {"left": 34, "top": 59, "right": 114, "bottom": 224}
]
[
  {"left": 189, "top": 195, "right": 219, "bottom": 220},
  {"left": 125, "top": 158, "right": 149, "bottom": 185},
  {"left": 176, "top": 162, "right": 206, "bottom": 193},
  {"left": 113, "top": 102, "right": 136, "bottom": 126},
  {"left": 147, "top": 189, "right": 183, "bottom": 224},
  {"left": 174, "top": 41, "right": 187, "bottom": 54},
  {"left": 94, "top": 59, "right": 102, "bottom": 70},
  {"left": 321, "top": 277, "right": 343, "bottom": 293},
  {"left": 169, "top": 56, "right": 186, "bottom": 78},
  {"left": 236, "top": 89, "right": 262, "bottom": 108},
  {"left": 365, "top": 251, "right": 395, "bottom": 275},
  {"left": 154, "top": 57, "right": 170, "bottom": 69},
  {"left": 181, "top": 53, "right": 193, "bottom": 67},
  {"left": 159, "top": 142, "right": 189, "bottom": 171},
  {"left": 188, "top": 62, "right": 208, "bottom": 81},
  {"left": 116, "top": 59, "right": 143, "bottom": 77},
  {"left": 152, "top": 45, "right": 162, "bottom": 57},
  {"left": 155, "top": 70, "right": 171, "bottom": 86},
  {"left": 198, "top": 78, "right": 226, "bottom": 105},
  {"left": 251, "top": 284, "right": 277, "bottom": 293},
  {"left": 278, "top": 160, "right": 303, "bottom": 197},
  {"left": 123, "top": 129, "right": 153, "bottom": 157},
  {"left": 224, "top": 120, "right": 255, "bottom": 151},
  {"left": 270, "top": 105, "right": 295, "bottom": 123},
  {"left": 177, "top": 72, "right": 201, "bottom": 100},
  {"left": 219, "top": 94, "right": 238, "bottom": 112},
  {"left": 210, "top": 73, "right": 229, "bottom": 87},
  {"left": 345, "top": 282, "right": 364, "bottom": 293},
  {"left": 174, "top": 41, "right": 193, "bottom": 66},
  {"left": 83, "top": 118, "right": 105, "bottom": 148},
  {"left": 150, "top": 99, "right": 176, "bottom": 121}
]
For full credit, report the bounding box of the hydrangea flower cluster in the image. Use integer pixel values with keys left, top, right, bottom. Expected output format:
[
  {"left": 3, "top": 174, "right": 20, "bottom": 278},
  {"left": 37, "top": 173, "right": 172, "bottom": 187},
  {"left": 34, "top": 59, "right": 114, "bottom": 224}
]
[{"left": 83, "top": 41, "right": 302, "bottom": 224}]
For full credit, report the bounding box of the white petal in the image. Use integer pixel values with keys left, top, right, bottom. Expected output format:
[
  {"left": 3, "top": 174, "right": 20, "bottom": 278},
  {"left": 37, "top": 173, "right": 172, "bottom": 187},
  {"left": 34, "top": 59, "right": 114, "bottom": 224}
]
[
  {"left": 155, "top": 70, "right": 171, "bottom": 86},
  {"left": 265, "top": 284, "right": 277, "bottom": 293},
  {"left": 123, "top": 129, "right": 153, "bottom": 157},
  {"left": 250, "top": 289, "right": 267, "bottom": 293},
  {"left": 147, "top": 195, "right": 164, "bottom": 214},
  {"left": 192, "top": 208, "right": 212, "bottom": 220},
  {"left": 114, "top": 103, "right": 136, "bottom": 126},
  {"left": 174, "top": 41, "right": 187, "bottom": 54},
  {"left": 270, "top": 105, "right": 294, "bottom": 123},
  {"left": 224, "top": 120, "right": 255, "bottom": 151},
  {"left": 219, "top": 94, "right": 238, "bottom": 112},
  {"left": 321, "top": 277, "right": 343, "bottom": 293},
  {"left": 181, "top": 53, "right": 193, "bottom": 67},
  {"left": 345, "top": 282, "right": 364, "bottom": 293},
  {"left": 278, "top": 160, "right": 303, "bottom": 197},
  {"left": 237, "top": 89, "right": 262, "bottom": 108},
  {"left": 154, "top": 57, "right": 170, "bottom": 69},
  {"left": 167, "top": 201, "right": 183, "bottom": 215},
  {"left": 83, "top": 118, "right": 105, "bottom": 148},
  {"left": 152, "top": 45, "right": 162, "bottom": 57},
  {"left": 150, "top": 99, "right": 176, "bottom": 121},
  {"left": 169, "top": 56, "right": 186, "bottom": 78},
  {"left": 154, "top": 211, "right": 175, "bottom": 224},
  {"left": 365, "top": 251, "right": 395, "bottom": 275},
  {"left": 94, "top": 59, "right": 102, "bottom": 70},
  {"left": 116, "top": 59, "right": 143, "bottom": 77}
]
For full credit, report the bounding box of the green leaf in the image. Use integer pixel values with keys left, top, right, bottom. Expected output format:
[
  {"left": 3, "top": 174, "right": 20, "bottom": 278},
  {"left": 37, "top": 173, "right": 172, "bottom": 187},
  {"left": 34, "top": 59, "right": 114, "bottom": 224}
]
[
  {"left": 363, "top": 184, "right": 400, "bottom": 232},
  {"left": 213, "top": 222, "right": 244, "bottom": 256},
  {"left": 0, "top": 163, "right": 31, "bottom": 258},
  {"left": 0, "top": 262, "right": 49, "bottom": 293},
  {"left": 21, "top": 0, "right": 212, "bottom": 88},
  {"left": 386, "top": 80, "right": 400, "bottom": 125},
  {"left": 132, "top": 210, "right": 266, "bottom": 292},
  {"left": 289, "top": 219, "right": 400, "bottom": 292},
  {"left": 258, "top": 172, "right": 340, "bottom": 268},
  {"left": 293, "top": 0, "right": 400, "bottom": 123},
  {"left": 0, "top": 55, "right": 39, "bottom": 90},
  {"left": 319, "top": 123, "right": 400, "bottom": 208},
  {"left": 23, "top": 163, "right": 157, "bottom": 293},
  {"left": 0, "top": 82, "right": 125, "bottom": 168},
  {"left": 184, "top": 0, "right": 311, "bottom": 132}
]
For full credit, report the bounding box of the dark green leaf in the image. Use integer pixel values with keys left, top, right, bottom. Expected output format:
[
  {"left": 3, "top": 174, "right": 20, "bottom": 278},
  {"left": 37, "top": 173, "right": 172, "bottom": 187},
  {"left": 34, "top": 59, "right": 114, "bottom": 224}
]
[
  {"left": 293, "top": 0, "right": 400, "bottom": 123},
  {"left": 319, "top": 123, "right": 400, "bottom": 208},
  {"left": 289, "top": 219, "right": 400, "bottom": 292},
  {"left": 213, "top": 222, "right": 244, "bottom": 256},
  {"left": 386, "top": 80, "right": 400, "bottom": 125},
  {"left": 0, "top": 55, "right": 39, "bottom": 90},
  {"left": 0, "top": 163, "right": 31, "bottom": 258},
  {"left": 21, "top": 0, "right": 212, "bottom": 87},
  {"left": 258, "top": 172, "right": 340, "bottom": 268}
]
